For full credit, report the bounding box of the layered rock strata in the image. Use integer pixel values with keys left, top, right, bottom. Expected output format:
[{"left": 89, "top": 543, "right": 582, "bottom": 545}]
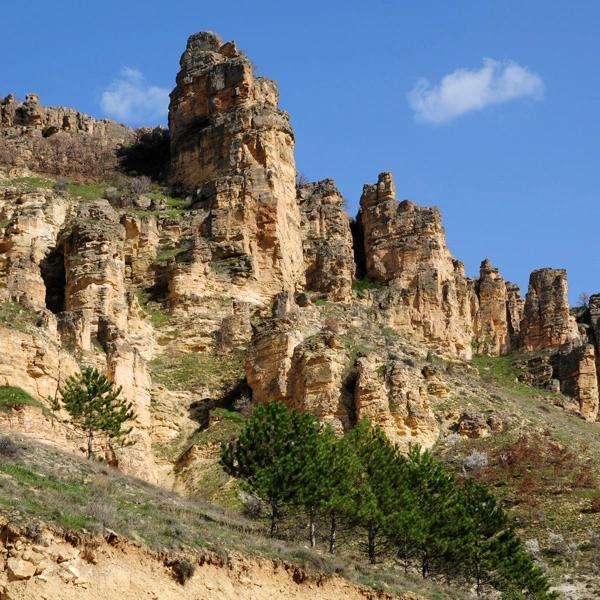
[
  {"left": 519, "top": 268, "right": 580, "bottom": 352},
  {"left": 168, "top": 32, "right": 305, "bottom": 298},
  {"left": 297, "top": 179, "right": 355, "bottom": 301},
  {"left": 358, "top": 172, "right": 475, "bottom": 359}
]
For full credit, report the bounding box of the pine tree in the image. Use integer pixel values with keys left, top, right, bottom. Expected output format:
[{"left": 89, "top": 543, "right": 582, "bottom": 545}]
[
  {"left": 458, "top": 477, "right": 509, "bottom": 596},
  {"left": 295, "top": 426, "right": 362, "bottom": 550},
  {"left": 55, "top": 367, "right": 135, "bottom": 459},
  {"left": 220, "top": 400, "right": 320, "bottom": 537},
  {"left": 404, "top": 444, "right": 459, "bottom": 578},
  {"left": 344, "top": 419, "right": 399, "bottom": 563}
]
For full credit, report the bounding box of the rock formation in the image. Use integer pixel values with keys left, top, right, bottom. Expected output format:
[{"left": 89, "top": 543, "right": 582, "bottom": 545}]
[
  {"left": 551, "top": 343, "right": 599, "bottom": 421},
  {"left": 297, "top": 179, "right": 355, "bottom": 301},
  {"left": 358, "top": 172, "right": 475, "bottom": 359},
  {"left": 2, "top": 29, "right": 600, "bottom": 494},
  {"left": 520, "top": 268, "right": 580, "bottom": 352},
  {"left": 472, "top": 259, "right": 510, "bottom": 355},
  {"left": 0, "top": 93, "right": 133, "bottom": 178},
  {"left": 168, "top": 32, "right": 305, "bottom": 298}
]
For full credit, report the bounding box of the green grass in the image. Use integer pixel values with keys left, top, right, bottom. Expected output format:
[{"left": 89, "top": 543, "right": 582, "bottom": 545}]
[
  {"left": 0, "top": 301, "right": 40, "bottom": 333},
  {"left": 471, "top": 354, "right": 555, "bottom": 398},
  {"left": 0, "top": 434, "right": 467, "bottom": 599},
  {"left": 0, "top": 176, "right": 54, "bottom": 190},
  {"left": 352, "top": 277, "right": 386, "bottom": 295},
  {"left": 150, "top": 350, "right": 246, "bottom": 393},
  {"left": 155, "top": 246, "right": 188, "bottom": 263},
  {"left": 136, "top": 289, "right": 171, "bottom": 328},
  {"left": 0, "top": 386, "right": 48, "bottom": 414},
  {"left": 67, "top": 181, "right": 107, "bottom": 200}
]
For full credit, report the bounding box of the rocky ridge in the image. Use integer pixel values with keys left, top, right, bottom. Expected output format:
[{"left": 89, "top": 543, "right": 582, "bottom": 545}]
[{"left": 0, "top": 30, "right": 599, "bottom": 493}]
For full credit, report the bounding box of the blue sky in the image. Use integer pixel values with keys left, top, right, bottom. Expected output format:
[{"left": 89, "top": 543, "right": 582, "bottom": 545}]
[{"left": 4, "top": 0, "right": 600, "bottom": 303}]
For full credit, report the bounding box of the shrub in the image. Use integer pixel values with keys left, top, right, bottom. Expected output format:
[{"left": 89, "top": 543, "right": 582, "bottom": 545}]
[
  {"left": 53, "top": 180, "right": 69, "bottom": 194},
  {"left": 25, "top": 521, "right": 44, "bottom": 544},
  {"left": 115, "top": 174, "right": 152, "bottom": 195},
  {"left": 42, "top": 125, "right": 59, "bottom": 138},
  {"left": 172, "top": 558, "right": 196, "bottom": 585},
  {"left": 117, "top": 127, "right": 170, "bottom": 180},
  {"left": 462, "top": 450, "right": 488, "bottom": 472},
  {"left": 0, "top": 436, "right": 20, "bottom": 459},
  {"left": 590, "top": 496, "right": 600, "bottom": 513}
]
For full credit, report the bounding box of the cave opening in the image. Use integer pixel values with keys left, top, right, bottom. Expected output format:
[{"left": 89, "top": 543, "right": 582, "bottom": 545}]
[{"left": 40, "top": 246, "right": 66, "bottom": 313}]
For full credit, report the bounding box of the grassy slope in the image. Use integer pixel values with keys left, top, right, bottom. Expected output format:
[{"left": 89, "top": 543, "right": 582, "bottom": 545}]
[
  {"left": 0, "top": 432, "right": 466, "bottom": 600},
  {"left": 433, "top": 354, "right": 600, "bottom": 595}
]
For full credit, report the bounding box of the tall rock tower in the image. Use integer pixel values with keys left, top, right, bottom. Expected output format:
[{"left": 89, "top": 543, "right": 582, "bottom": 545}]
[{"left": 169, "top": 32, "right": 305, "bottom": 298}]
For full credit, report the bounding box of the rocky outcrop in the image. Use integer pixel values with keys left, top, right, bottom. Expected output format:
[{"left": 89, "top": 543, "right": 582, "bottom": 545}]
[
  {"left": 297, "top": 180, "right": 355, "bottom": 301},
  {"left": 0, "top": 516, "right": 418, "bottom": 600},
  {"left": 519, "top": 268, "right": 580, "bottom": 352},
  {"left": 506, "top": 281, "right": 524, "bottom": 345},
  {"left": 472, "top": 259, "right": 509, "bottom": 356},
  {"left": 287, "top": 332, "right": 351, "bottom": 433},
  {"left": 168, "top": 32, "right": 305, "bottom": 298},
  {"left": 354, "top": 357, "right": 438, "bottom": 450},
  {"left": 0, "top": 94, "right": 133, "bottom": 178},
  {"left": 63, "top": 201, "right": 128, "bottom": 334},
  {"left": 0, "top": 187, "right": 69, "bottom": 310},
  {"left": 551, "top": 343, "right": 599, "bottom": 422},
  {"left": 358, "top": 172, "right": 475, "bottom": 359}
]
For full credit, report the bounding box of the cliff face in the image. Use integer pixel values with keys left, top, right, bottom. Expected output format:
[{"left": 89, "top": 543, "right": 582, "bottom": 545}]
[
  {"left": 520, "top": 268, "right": 580, "bottom": 352},
  {"left": 358, "top": 172, "right": 476, "bottom": 359},
  {"left": 1, "top": 29, "right": 600, "bottom": 492},
  {"left": 0, "top": 93, "right": 133, "bottom": 178},
  {"left": 169, "top": 31, "right": 305, "bottom": 299},
  {"left": 297, "top": 179, "right": 355, "bottom": 301}
]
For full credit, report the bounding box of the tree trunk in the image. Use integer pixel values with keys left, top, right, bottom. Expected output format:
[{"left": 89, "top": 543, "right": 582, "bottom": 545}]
[
  {"left": 270, "top": 501, "right": 279, "bottom": 537},
  {"left": 422, "top": 555, "right": 429, "bottom": 579},
  {"left": 309, "top": 509, "right": 316, "bottom": 548},
  {"left": 368, "top": 523, "right": 377, "bottom": 564},
  {"left": 87, "top": 430, "right": 94, "bottom": 459},
  {"left": 329, "top": 512, "right": 337, "bottom": 554}
]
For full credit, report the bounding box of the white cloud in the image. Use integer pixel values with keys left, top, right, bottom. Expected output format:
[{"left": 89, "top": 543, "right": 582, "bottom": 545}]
[
  {"left": 408, "top": 58, "right": 544, "bottom": 125},
  {"left": 100, "top": 67, "right": 169, "bottom": 126}
]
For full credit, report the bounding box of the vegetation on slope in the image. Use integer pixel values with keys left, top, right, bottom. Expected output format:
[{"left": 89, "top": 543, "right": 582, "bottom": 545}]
[
  {"left": 222, "top": 401, "right": 555, "bottom": 599},
  {"left": 0, "top": 433, "right": 467, "bottom": 599}
]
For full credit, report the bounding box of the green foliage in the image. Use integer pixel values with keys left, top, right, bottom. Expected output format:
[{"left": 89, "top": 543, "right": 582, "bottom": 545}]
[
  {"left": 471, "top": 354, "right": 554, "bottom": 399},
  {"left": 0, "top": 386, "right": 46, "bottom": 414},
  {"left": 150, "top": 349, "right": 245, "bottom": 392},
  {"left": 67, "top": 181, "right": 107, "bottom": 200},
  {"left": 0, "top": 301, "right": 40, "bottom": 332},
  {"left": 222, "top": 404, "right": 555, "bottom": 597},
  {"left": 352, "top": 277, "right": 386, "bottom": 295},
  {"left": 221, "top": 401, "right": 321, "bottom": 536},
  {"left": 54, "top": 367, "right": 136, "bottom": 458}
]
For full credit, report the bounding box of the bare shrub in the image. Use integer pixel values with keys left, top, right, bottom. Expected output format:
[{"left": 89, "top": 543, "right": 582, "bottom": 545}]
[
  {"left": 171, "top": 557, "right": 196, "bottom": 585},
  {"left": 53, "top": 180, "right": 69, "bottom": 194},
  {"left": 115, "top": 174, "right": 152, "bottom": 195},
  {"left": 0, "top": 436, "right": 20, "bottom": 459},
  {"left": 590, "top": 496, "right": 600, "bottom": 513},
  {"left": 462, "top": 450, "right": 488, "bottom": 472},
  {"left": 25, "top": 521, "right": 44, "bottom": 544}
]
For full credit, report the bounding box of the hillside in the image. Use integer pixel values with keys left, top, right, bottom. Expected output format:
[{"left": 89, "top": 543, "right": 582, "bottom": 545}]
[{"left": 1, "top": 29, "right": 600, "bottom": 599}]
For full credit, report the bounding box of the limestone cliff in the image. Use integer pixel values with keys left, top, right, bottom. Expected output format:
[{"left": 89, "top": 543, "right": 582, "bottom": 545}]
[
  {"left": 168, "top": 32, "right": 305, "bottom": 298},
  {"left": 358, "top": 172, "right": 476, "bottom": 359},
  {"left": 0, "top": 93, "right": 133, "bottom": 178},
  {"left": 1, "top": 28, "right": 600, "bottom": 501}
]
